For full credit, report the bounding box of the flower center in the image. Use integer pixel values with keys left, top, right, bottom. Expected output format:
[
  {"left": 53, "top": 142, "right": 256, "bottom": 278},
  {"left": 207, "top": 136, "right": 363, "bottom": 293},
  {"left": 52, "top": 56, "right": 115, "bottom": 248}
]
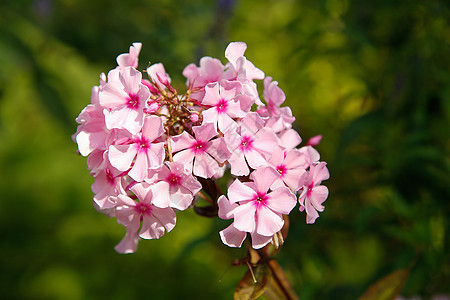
[
  {"left": 276, "top": 164, "right": 287, "bottom": 177},
  {"left": 239, "top": 135, "right": 254, "bottom": 153},
  {"left": 252, "top": 192, "right": 268, "bottom": 207},
  {"left": 191, "top": 140, "right": 208, "bottom": 154},
  {"left": 106, "top": 169, "right": 115, "bottom": 185},
  {"left": 126, "top": 93, "right": 140, "bottom": 109},
  {"left": 166, "top": 172, "right": 181, "bottom": 187},
  {"left": 134, "top": 136, "right": 150, "bottom": 153},
  {"left": 216, "top": 98, "right": 228, "bottom": 114},
  {"left": 135, "top": 202, "right": 152, "bottom": 215}
]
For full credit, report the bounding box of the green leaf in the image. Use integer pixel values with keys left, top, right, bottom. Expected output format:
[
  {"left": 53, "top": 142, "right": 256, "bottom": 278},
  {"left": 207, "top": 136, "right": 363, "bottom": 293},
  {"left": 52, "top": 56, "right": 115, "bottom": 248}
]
[{"left": 359, "top": 269, "right": 409, "bottom": 300}]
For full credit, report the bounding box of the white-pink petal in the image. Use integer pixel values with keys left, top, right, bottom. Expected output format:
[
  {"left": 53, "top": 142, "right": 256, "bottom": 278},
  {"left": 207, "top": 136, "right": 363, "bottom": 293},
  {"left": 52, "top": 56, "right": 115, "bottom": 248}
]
[
  {"left": 217, "top": 195, "right": 238, "bottom": 220},
  {"left": 219, "top": 224, "right": 246, "bottom": 248}
]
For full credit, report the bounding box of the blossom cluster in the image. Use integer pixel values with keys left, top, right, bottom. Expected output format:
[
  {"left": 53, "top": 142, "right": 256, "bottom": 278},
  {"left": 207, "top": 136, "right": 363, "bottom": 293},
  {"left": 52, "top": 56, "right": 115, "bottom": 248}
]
[{"left": 74, "top": 42, "right": 329, "bottom": 253}]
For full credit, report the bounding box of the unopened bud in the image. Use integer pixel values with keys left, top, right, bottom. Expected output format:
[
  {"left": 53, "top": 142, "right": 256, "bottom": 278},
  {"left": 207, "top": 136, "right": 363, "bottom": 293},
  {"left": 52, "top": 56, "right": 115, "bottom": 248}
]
[
  {"left": 145, "top": 100, "right": 159, "bottom": 113},
  {"left": 190, "top": 113, "right": 199, "bottom": 123}
]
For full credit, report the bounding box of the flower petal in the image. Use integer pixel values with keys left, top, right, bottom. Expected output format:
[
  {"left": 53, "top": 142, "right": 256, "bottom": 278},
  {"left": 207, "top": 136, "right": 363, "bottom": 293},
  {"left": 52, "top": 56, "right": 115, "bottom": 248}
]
[{"left": 219, "top": 224, "right": 246, "bottom": 248}]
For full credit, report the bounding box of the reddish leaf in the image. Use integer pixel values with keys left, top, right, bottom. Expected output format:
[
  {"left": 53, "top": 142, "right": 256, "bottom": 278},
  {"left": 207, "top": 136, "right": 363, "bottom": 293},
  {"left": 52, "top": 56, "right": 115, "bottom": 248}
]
[{"left": 234, "top": 264, "right": 271, "bottom": 300}]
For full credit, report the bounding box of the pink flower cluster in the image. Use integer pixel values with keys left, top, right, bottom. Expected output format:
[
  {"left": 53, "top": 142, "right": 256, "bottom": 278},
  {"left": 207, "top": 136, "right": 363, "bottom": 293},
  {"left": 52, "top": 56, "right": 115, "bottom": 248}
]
[{"left": 74, "top": 42, "right": 329, "bottom": 253}]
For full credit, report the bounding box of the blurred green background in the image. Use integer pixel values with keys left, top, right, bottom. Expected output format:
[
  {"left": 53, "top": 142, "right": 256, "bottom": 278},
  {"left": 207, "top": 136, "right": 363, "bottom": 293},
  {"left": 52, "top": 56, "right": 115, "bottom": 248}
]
[{"left": 1, "top": 0, "right": 449, "bottom": 299}]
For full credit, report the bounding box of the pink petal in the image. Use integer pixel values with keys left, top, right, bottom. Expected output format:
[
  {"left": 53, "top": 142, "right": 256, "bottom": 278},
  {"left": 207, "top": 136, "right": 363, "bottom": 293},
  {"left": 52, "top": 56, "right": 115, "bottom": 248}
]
[
  {"left": 147, "top": 142, "right": 165, "bottom": 168},
  {"left": 192, "top": 123, "right": 218, "bottom": 143},
  {"left": 283, "top": 149, "right": 306, "bottom": 169},
  {"left": 311, "top": 162, "right": 330, "bottom": 184},
  {"left": 99, "top": 84, "right": 127, "bottom": 108},
  {"left": 228, "top": 179, "right": 256, "bottom": 204},
  {"left": 142, "top": 115, "right": 165, "bottom": 142},
  {"left": 208, "top": 137, "right": 231, "bottom": 163},
  {"left": 129, "top": 183, "right": 151, "bottom": 203},
  {"left": 229, "top": 150, "right": 250, "bottom": 176},
  {"left": 252, "top": 128, "right": 280, "bottom": 159},
  {"left": 119, "top": 67, "right": 142, "bottom": 95},
  {"left": 219, "top": 224, "right": 246, "bottom": 248},
  {"left": 304, "top": 198, "right": 319, "bottom": 224},
  {"left": 128, "top": 151, "right": 149, "bottom": 181},
  {"left": 193, "top": 153, "right": 217, "bottom": 178},
  {"left": 309, "top": 185, "right": 328, "bottom": 212},
  {"left": 172, "top": 149, "right": 194, "bottom": 172},
  {"left": 255, "top": 205, "right": 283, "bottom": 236},
  {"left": 232, "top": 202, "right": 257, "bottom": 233},
  {"left": 151, "top": 206, "right": 176, "bottom": 233},
  {"left": 108, "top": 144, "right": 136, "bottom": 171},
  {"left": 201, "top": 108, "right": 219, "bottom": 130},
  {"left": 250, "top": 166, "right": 280, "bottom": 193},
  {"left": 278, "top": 129, "right": 302, "bottom": 150},
  {"left": 168, "top": 188, "right": 193, "bottom": 210},
  {"left": 202, "top": 82, "right": 220, "bottom": 106},
  {"left": 171, "top": 131, "right": 196, "bottom": 152},
  {"left": 265, "top": 187, "right": 297, "bottom": 214},
  {"left": 245, "top": 149, "right": 269, "bottom": 171},
  {"left": 149, "top": 181, "right": 171, "bottom": 208},
  {"left": 283, "top": 168, "right": 307, "bottom": 191},
  {"left": 114, "top": 230, "right": 139, "bottom": 254},
  {"left": 104, "top": 107, "right": 143, "bottom": 135},
  {"left": 225, "top": 42, "right": 247, "bottom": 67},
  {"left": 139, "top": 215, "right": 165, "bottom": 239},
  {"left": 241, "top": 112, "right": 264, "bottom": 136},
  {"left": 218, "top": 195, "right": 238, "bottom": 220},
  {"left": 250, "top": 232, "right": 272, "bottom": 249}
]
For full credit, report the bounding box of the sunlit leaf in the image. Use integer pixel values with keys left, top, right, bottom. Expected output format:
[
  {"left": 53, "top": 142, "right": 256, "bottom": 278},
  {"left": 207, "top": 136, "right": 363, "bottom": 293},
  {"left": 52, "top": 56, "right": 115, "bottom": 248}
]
[{"left": 359, "top": 269, "right": 409, "bottom": 300}]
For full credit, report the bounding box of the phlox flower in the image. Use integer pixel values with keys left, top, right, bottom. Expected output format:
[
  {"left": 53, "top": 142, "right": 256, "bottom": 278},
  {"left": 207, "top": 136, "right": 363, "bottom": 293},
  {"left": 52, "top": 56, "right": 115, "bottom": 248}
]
[
  {"left": 298, "top": 162, "right": 330, "bottom": 224},
  {"left": 91, "top": 152, "right": 125, "bottom": 210},
  {"left": 146, "top": 161, "right": 202, "bottom": 210},
  {"left": 225, "top": 112, "right": 280, "bottom": 176},
  {"left": 113, "top": 182, "right": 176, "bottom": 253},
  {"left": 201, "top": 80, "right": 251, "bottom": 134},
  {"left": 218, "top": 167, "right": 297, "bottom": 248},
  {"left": 182, "top": 56, "right": 234, "bottom": 101},
  {"left": 268, "top": 147, "right": 307, "bottom": 192},
  {"left": 99, "top": 66, "right": 149, "bottom": 135},
  {"left": 171, "top": 123, "right": 230, "bottom": 178},
  {"left": 225, "top": 42, "right": 264, "bottom": 105},
  {"left": 108, "top": 115, "right": 165, "bottom": 182}
]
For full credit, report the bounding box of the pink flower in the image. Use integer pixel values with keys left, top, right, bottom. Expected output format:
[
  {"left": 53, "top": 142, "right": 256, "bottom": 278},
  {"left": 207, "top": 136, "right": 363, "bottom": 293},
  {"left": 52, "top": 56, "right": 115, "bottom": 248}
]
[
  {"left": 99, "top": 67, "right": 149, "bottom": 135},
  {"left": 91, "top": 152, "right": 126, "bottom": 210},
  {"left": 74, "top": 102, "right": 109, "bottom": 156},
  {"left": 225, "top": 112, "right": 280, "bottom": 176},
  {"left": 259, "top": 76, "right": 286, "bottom": 116},
  {"left": 116, "top": 42, "right": 142, "bottom": 69},
  {"left": 225, "top": 42, "right": 264, "bottom": 105},
  {"left": 108, "top": 115, "right": 165, "bottom": 182},
  {"left": 218, "top": 167, "right": 297, "bottom": 248},
  {"left": 182, "top": 57, "right": 234, "bottom": 101},
  {"left": 113, "top": 182, "right": 177, "bottom": 253},
  {"left": 298, "top": 162, "right": 330, "bottom": 224},
  {"left": 146, "top": 162, "right": 202, "bottom": 210},
  {"left": 201, "top": 80, "right": 250, "bottom": 133},
  {"left": 218, "top": 195, "right": 275, "bottom": 249},
  {"left": 171, "top": 123, "right": 230, "bottom": 178},
  {"left": 268, "top": 147, "right": 307, "bottom": 192}
]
